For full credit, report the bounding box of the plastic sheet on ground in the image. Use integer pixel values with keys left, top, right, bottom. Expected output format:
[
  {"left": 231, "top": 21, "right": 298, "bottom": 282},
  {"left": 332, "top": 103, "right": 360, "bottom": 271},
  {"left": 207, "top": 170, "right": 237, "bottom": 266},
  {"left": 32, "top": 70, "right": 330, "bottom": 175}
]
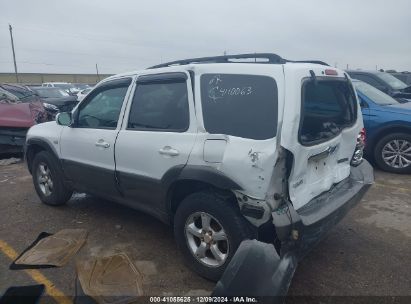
[
  {"left": 13, "top": 229, "right": 87, "bottom": 267},
  {"left": 76, "top": 252, "right": 144, "bottom": 304}
]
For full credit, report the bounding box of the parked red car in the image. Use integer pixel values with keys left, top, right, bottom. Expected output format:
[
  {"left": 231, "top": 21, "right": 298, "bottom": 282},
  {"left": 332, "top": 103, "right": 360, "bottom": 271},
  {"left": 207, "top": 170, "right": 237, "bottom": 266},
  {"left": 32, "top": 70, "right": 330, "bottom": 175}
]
[{"left": 0, "top": 84, "right": 48, "bottom": 153}]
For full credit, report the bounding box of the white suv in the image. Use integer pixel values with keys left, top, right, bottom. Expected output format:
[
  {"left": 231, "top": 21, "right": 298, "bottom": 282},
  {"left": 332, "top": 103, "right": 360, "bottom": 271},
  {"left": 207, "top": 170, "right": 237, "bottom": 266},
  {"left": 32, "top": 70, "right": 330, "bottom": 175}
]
[{"left": 25, "top": 54, "right": 373, "bottom": 282}]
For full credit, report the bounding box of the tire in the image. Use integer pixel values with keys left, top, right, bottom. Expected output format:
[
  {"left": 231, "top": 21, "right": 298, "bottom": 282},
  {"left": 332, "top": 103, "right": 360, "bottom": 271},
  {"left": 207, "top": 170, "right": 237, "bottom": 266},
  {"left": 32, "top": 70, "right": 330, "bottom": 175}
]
[
  {"left": 374, "top": 132, "right": 411, "bottom": 174},
  {"left": 174, "top": 190, "right": 256, "bottom": 281},
  {"left": 32, "top": 151, "right": 73, "bottom": 206}
]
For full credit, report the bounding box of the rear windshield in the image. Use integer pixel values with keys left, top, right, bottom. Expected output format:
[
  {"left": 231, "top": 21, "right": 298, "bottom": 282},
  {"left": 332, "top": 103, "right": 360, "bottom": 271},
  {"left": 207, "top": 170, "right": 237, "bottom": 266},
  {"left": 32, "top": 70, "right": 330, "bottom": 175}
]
[
  {"left": 200, "top": 74, "right": 278, "bottom": 140},
  {"left": 300, "top": 79, "right": 357, "bottom": 145},
  {"left": 376, "top": 73, "right": 407, "bottom": 90},
  {"left": 354, "top": 81, "right": 398, "bottom": 106},
  {"left": 0, "top": 84, "right": 37, "bottom": 102}
]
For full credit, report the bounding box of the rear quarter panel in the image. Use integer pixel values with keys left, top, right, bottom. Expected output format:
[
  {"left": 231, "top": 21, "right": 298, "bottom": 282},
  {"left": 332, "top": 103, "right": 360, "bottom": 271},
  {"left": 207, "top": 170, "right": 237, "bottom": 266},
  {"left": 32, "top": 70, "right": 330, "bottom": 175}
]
[{"left": 187, "top": 64, "right": 285, "bottom": 200}]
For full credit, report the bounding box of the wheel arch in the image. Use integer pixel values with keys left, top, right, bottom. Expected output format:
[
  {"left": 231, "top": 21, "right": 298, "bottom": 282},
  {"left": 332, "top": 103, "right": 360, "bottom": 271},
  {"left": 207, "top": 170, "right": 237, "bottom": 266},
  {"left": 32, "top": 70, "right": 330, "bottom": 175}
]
[
  {"left": 164, "top": 165, "right": 243, "bottom": 217},
  {"left": 25, "top": 138, "right": 60, "bottom": 174},
  {"left": 367, "top": 124, "right": 411, "bottom": 155},
  {"left": 166, "top": 169, "right": 274, "bottom": 251}
]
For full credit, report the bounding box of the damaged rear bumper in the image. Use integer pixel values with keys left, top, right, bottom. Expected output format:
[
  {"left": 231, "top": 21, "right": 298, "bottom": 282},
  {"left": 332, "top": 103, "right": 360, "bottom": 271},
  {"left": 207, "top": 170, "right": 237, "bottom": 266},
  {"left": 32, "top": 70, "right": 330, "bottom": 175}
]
[
  {"left": 213, "top": 160, "right": 374, "bottom": 300},
  {"left": 273, "top": 160, "right": 374, "bottom": 259}
]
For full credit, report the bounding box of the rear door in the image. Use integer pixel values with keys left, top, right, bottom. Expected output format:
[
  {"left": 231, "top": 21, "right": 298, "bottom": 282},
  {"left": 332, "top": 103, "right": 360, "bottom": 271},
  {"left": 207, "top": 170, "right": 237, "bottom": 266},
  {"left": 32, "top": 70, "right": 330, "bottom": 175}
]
[
  {"left": 114, "top": 71, "right": 197, "bottom": 213},
  {"left": 281, "top": 66, "right": 361, "bottom": 210}
]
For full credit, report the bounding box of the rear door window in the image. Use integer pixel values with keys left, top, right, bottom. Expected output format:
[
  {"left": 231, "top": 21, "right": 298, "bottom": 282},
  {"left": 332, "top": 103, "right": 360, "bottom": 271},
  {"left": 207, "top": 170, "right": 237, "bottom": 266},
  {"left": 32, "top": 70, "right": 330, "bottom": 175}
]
[
  {"left": 128, "top": 78, "right": 189, "bottom": 132},
  {"left": 300, "top": 79, "right": 357, "bottom": 145},
  {"left": 200, "top": 74, "right": 278, "bottom": 140}
]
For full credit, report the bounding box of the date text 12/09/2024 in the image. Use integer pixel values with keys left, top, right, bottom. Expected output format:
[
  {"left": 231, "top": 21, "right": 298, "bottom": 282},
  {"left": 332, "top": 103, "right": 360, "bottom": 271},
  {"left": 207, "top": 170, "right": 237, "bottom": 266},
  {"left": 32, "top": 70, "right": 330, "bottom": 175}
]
[{"left": 149, "top": 296, "right": 258, "bottom": 303}]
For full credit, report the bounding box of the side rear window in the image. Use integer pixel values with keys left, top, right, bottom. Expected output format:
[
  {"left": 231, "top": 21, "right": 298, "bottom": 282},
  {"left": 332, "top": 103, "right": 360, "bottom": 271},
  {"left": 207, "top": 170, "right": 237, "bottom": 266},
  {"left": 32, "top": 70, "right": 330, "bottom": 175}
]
[
  {"left": 300, "top": 79, "right": 357, "bottom": 145},
  {"left": 128, "top": 80, "right": 189, "bottom": 132},
  {"left": 200, "top": 74, "right": 278, "bottom": 140}
]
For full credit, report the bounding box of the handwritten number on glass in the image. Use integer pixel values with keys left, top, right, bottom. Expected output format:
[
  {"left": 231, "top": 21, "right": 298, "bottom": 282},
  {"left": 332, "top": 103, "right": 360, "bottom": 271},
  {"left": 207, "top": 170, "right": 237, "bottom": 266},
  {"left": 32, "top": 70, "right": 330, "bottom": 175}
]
[{"left": 208, "top": 75, "right": 252, "bottom": 102}]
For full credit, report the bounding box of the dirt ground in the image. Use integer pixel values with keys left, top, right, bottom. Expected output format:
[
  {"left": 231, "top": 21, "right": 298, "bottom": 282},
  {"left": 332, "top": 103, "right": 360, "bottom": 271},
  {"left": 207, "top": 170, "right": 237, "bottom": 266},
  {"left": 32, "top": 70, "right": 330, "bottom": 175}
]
[{"left": 0, "top": 159, "right": 410, "bottom": 303}]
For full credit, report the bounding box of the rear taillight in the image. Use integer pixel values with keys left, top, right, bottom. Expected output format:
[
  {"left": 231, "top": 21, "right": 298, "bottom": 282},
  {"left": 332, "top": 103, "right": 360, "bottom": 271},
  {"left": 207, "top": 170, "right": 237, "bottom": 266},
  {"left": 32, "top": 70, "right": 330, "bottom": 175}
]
[
  {"left": 325, "top": 69, "right": 338, "bottom": 76},
  {"left": 351, "top": 128, "right": 366, "bottom": 166},
  {"left": 359, "top": 128, "right": 366, "bottom": 147}
]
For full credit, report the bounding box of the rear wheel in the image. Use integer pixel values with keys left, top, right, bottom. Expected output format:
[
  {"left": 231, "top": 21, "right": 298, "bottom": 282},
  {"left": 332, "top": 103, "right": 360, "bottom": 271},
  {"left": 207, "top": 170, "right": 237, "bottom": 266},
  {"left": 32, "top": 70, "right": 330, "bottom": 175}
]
[
  {"left": 174, "top": 190, "right": 255, "bottom": 281},
  {"left": 374, "top": 133, "right": 411, "bottom": 174},
  {"left": 32, "top": 151, "right": 73, "bottom": 205}
]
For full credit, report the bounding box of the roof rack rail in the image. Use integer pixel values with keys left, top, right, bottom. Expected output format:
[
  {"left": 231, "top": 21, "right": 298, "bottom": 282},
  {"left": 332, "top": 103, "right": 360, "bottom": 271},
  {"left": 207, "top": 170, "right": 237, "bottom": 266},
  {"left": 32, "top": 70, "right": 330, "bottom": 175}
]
[
  {"left": 147, "top": 53, "right": 329, "bottom": 69},
  {"left": 287, "top": 60, "right": 329, "bottom": 66},
  {"left": 148, "top": 53, "right": 286, "bottom": 69}
]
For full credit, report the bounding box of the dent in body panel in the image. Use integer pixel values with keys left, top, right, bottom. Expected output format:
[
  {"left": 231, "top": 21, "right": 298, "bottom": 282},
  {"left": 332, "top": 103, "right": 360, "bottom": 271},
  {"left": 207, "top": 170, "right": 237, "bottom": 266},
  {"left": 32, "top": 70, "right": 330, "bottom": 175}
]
[
  {"left": 187, "top": 132, "right": 285, "bottom": 227},
  {"left": 233, "top": 147, "right": 288, "bottom": 226}
]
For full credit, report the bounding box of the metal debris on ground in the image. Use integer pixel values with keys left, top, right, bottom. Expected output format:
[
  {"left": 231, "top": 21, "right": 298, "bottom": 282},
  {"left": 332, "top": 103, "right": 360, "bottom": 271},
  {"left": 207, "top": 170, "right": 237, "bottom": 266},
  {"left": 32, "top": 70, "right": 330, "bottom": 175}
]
[{"left": 13, "top": 229, "right": 87, "bottom": 268}]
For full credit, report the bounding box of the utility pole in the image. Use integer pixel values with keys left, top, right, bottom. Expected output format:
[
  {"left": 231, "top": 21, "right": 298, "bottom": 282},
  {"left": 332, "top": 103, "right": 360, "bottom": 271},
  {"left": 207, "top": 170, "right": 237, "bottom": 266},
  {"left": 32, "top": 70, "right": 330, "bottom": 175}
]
[
  {"left": 95, "top": 63, "right": 100, "bottom": 82},
  {"left": 8, "top": 24, "right": 19, "bottom": 83}
]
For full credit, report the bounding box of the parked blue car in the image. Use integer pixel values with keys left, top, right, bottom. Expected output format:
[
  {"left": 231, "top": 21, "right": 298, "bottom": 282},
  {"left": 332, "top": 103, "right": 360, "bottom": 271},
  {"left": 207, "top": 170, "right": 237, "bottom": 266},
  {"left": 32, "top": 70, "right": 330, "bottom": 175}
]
[{"left": 353, "top": 79, "right": 411, "bottom": 173}]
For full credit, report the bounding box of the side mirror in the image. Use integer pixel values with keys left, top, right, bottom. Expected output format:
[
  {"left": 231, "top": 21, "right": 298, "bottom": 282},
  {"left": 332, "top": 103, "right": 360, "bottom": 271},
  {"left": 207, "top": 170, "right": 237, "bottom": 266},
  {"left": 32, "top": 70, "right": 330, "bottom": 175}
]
[{"left": 56, "top": 112, "right": 72, "bottom": 126}]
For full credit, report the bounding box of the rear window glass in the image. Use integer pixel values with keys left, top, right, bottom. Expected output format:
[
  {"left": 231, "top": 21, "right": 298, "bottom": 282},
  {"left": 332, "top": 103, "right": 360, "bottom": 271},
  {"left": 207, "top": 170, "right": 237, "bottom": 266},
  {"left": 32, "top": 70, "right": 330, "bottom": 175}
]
[
  {"left": 200, "top": 74, "right": 278, "bottom": 140},
  {"left": 354, "top": 81, "right": 398, "bottom": 105},
  {"left": 300, "top": 79, "right": 357, "bottom": 145}
]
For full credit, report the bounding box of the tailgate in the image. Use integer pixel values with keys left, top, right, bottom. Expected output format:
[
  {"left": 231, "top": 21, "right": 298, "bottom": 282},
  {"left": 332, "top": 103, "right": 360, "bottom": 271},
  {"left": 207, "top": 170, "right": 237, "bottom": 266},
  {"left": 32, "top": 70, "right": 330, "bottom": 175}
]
[{"left": 280, "top": 65, "right": 362, "bottom": 210}]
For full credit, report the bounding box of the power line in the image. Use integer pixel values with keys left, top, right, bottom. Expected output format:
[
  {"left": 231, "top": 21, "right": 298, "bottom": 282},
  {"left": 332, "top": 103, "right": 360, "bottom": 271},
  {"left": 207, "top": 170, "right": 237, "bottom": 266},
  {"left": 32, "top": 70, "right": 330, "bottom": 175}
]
[{"left": 11, "top": 25, "right": 153, "bottom": 49}]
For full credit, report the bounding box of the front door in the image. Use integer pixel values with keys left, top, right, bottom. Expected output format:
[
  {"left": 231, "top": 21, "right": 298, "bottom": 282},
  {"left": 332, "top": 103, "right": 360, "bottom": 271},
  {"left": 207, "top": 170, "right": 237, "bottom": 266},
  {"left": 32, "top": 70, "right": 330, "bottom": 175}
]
[{"left": 59, "top": 78, "right": 132, "bottom": 197}]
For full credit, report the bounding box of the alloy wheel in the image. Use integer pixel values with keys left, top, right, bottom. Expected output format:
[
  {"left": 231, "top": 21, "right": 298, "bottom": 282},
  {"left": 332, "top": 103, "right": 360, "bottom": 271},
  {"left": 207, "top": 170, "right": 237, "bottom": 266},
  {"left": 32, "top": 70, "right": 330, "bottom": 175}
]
[
  {"left": 36, "top": 162, "right": 53, "bottom": 196},
  {"left": 184, "top": 212, "right": 229, "bottom": 267},
  {"left": 382, "top": 139, "right": 411, "bottom": 169}
]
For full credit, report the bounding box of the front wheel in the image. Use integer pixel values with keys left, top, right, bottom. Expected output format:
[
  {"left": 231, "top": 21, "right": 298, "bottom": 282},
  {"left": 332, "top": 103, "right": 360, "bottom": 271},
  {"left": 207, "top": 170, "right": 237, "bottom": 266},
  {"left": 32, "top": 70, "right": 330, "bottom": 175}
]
[
  {"left": 374, "top": 133, "right": 411, "bottom": 174},
  {"left": 174, "top": 190, "right": 255, "bottom": 281},
  {"left": 32, "top": 151, "right": 73, "bottom": 205}
]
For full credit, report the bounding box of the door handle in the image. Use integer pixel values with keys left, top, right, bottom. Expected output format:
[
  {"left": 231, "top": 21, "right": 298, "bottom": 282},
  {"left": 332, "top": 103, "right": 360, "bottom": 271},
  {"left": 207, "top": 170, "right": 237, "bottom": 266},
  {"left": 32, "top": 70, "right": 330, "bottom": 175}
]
[
  {"left": 158, "top": 146, "right": 179, "bottom": 156},
  {"left": 95, "top": 139, "right": 110, "bottom": 148}
]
